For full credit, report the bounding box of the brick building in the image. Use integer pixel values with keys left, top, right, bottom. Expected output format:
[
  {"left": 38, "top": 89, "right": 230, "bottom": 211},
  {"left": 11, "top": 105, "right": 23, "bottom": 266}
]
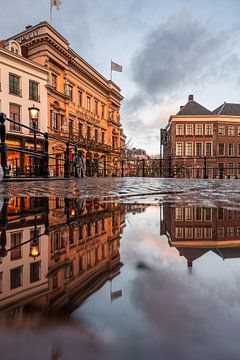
[
  {"left": 163, "top": 95, "right": 240, "bottom": 178},
  {"left": 161, "top": 203, "right": 240, "bottom": 268}
]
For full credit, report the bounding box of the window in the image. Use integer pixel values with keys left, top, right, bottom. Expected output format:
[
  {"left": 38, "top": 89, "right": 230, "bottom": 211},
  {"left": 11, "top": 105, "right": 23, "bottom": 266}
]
[
  {"left": 217, "top": 227, "right": 224, "bottom": 238},
  {"left": 87, "top": 96, "right": 91, "bottom": 111},
  {"left": 227, "top": 227, "right": 234, "bottom": 237},
  {"left": 175, "top": 227, "right": 183, "bottom": 238},
  {"left": 228, "top": 163, "right": 234, "bottom": 176},
  {"left": 238, "top": 126, "right": 240, "bottom": 136},
  {"left": 87, "top": 223, "right": 91, "bottom": 237},
  {"left": 69, "top": 84, "right": 73, "bottom": 102},
  {"left": 9, "top": 74, "right": 20, "bottom": 96},
  {"left": 227, "top": 210, "right": 234, "bottom": 220},
  {"left": 78, "top": 123, "right": 83, "bottom": 138},
  {"left": 218, "top": 125, "right": 225, "bottom": 135},
  {"left": 185, "top": 208, "right": 193, "bottom": 221},
  {"left": 95, "top": 129, "right": 98, "bottom": 142},
  {"left": 237, "top": 227, "right": 240, "bottom": 237},
  {"left": 218, "top": 143, "right": 225, "bottom": 156},
  {"left": 51, "top": 112, "right": 59, "bottom": 130},
  {"left": 204, "top": 227, "right": 212, "bottom": 239},
  {"left": 204, "top": 208, "right": 212, "bottom": 221},
  {"left": 176, "top": 124, "right": 184, "bottom": 135},
  {"left": 101, "top": 104, "right": 105, "bottom": 118},
  {"left": 10, "top": 232, "right": 22, "bottom": 260},
  {"left": 186, "top": 124, "right": 193, "bottom": 135},
  {"left": 228, "top": 144, "right": 234, "bottom": 156},
  {"left": 30, "top": 261, "right": 41, "bottom": 283},
  {"left": 29, "top": 80, "right": 39, "bottom": 101},
  {"left": 175, "top": 207, "right": 183, "bottom": 221},
  {"left": 228, "top": 125, "right": 235, "bottom": 136},
  {"left": 94, "top": 100, "right": 98, "bottom": 115},
  {"left": 87, "top": 126, "right": 91, "bottom": 141},
  {"left": 196, "top": 143, "right": 202, "bottom": 157},
  {"left": 52, "top": 73, "right": 57, "bottom": 90},
  {"left": 195, "top": 227, "right": 202, "bottom": 239},
  {"left": 9, "top": 103, "right": 21, "bottom": 131},
  {"left": 10, "top": 266, "right": 23, "bottom": 289},
  {"left": 69, "top": 119, "right": 74, "bottom": 135},
  {"left": 218, "top": 208, "right": 224, "bottom": 220},
  {"left": 205, "top": 124, "right": 213, "bottom": 135},
  {"left": 101, "top": 131, "right": 105, "bottom": 144},
  {"left": 176, "top": 142, "right": 183, "bottom": 156},
  {"left": 195, "top": 207, "right": 202, "bottom": 221},
  {"left": 205, "top": 142, "right": 212, "bottom": 156},
  {"left": 186, "top": 143, "right": 193, "bottom": 156},
  {"left": 238, "top": 144, "right": 240, "bottom": 156},
  {"left": 78, "top": 90, "right": 83, "bottom": 106},
  {"left": 195, "top": 124, "right": 203, "bottom": 135},
  {"left": 185, "top": 227, "right": 193, "bottom": 238}
]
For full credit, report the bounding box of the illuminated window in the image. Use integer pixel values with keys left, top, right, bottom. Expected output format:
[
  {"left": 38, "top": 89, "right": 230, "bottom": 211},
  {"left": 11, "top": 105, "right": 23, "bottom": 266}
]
[
  {"left": 195, "top": 124, "right": 203, "bottom": 135},
  {"left": 175, "top": 207, "right": 183, "bottom": 221},
  {"left": 205, "top": 124, "right": 213, "bottom": 136},
  {"left": 186, "top": 124, "right": 193, "bottom": 135},
  {"left": 228, "top": 125, "right": 235, "bottom": 136},
  {"left": 176, "top": 143, "right": 183, "bottom": 156},
  {"left": 185, "top": 143, "right": 193, "bottom": 156},
  {"left": 218, "top": 125, "right": 225, "bottom": 135},
  {"left": 176, "top": 124, "right": 184, "bottom": 135}
]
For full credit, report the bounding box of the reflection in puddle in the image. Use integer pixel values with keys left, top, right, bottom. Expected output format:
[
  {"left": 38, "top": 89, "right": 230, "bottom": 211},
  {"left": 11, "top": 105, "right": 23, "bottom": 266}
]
[{"left": 1, "top": 198, "right": 240, "bottom": 358}]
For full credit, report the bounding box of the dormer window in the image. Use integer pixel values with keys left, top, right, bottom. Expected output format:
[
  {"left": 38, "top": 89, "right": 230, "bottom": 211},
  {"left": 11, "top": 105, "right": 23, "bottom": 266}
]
[{"left": 8, "top": 40, "right": 22, "bottom": 56}]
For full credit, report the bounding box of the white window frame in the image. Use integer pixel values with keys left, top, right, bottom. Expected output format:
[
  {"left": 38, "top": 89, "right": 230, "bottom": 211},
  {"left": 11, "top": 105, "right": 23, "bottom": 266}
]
[
  {"left": 228, "top": 125, "right": 235, "bottom": 136},
  {"left": 185, "top": 124, "right": 193, "bottom": 136},
  {"left": 195, "top": 124, "right": 203, "bottom": 136},
  {"left": 205, "top": 142, "right": 212, "bottom": 156},
  {"left": 176, "top": 142, "right": 183, "bottom": 156},
  {"left": 176, "top": 124, "right": 184, "bottom": 136},
  {"left": 205, "top": 124, "right": 213, "bottom": 136},
  {"left": 185, "top": 142, "right": 193, "bottom": 157}
]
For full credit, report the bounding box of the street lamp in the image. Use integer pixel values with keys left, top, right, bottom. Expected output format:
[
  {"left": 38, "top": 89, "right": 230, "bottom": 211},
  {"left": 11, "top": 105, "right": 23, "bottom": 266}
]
[{"left": 29, "top": 105, "right": 39, "bottom": 175}]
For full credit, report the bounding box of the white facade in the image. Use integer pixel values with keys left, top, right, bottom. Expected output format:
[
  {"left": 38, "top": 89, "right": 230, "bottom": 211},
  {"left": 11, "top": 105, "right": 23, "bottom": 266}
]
[{"left": 0, "top": 42, "right": 48, "bottom": 134}]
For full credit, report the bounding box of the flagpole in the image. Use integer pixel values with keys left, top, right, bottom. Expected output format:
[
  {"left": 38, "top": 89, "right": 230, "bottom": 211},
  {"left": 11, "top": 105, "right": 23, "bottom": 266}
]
[
  {"left": 50, "top": 0, "right": 53, "bottom": 24},
  {"left": 110, "top": 60, "right": 112, "bottom": 81}
]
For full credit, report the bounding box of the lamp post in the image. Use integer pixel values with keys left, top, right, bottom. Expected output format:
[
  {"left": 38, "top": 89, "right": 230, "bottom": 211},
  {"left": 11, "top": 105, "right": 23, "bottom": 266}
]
[{"left": 28, "top": 105, "right": 39, "bottom": 176}]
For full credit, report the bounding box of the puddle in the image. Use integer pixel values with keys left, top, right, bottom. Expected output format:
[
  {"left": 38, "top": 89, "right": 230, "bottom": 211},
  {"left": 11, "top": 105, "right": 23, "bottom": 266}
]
[{"left": 0, "top": 195, "right": 240, "bottom": 359}]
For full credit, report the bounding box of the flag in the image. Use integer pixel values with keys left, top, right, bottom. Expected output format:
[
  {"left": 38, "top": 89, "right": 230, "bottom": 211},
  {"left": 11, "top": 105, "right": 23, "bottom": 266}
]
[
  {"left": 51, "top": 0, "right": 62, "bottom": 10},
  {"left": 111, "top": 61, "right": 123, "bottom": 73},
  {"left": 110, "top": 289, "right": 122, "bottom": 302}
]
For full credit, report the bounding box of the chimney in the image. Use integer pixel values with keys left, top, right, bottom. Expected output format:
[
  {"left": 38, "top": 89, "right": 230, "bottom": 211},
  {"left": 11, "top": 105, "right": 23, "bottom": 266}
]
[
  {"left": 188, "top": 95, "right": 194, "bottom": 102},
  {"left": 25, "top": 25, "right": 32, "bottom": 30},
  {"left": 180, "top": 105, "right": 184, "bottom": 111},
  {"left": 187, "top": 260, "right": 192, "bottom": 268}
]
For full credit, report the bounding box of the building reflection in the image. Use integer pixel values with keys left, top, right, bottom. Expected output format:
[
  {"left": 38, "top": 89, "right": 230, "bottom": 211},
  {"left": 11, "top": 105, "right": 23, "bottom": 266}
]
[
  {"left": 0, "top": 197, "right": 133, "bottom": 319},
  {"left": 161, "top": 203, "right": 240, "bottom": 268}
]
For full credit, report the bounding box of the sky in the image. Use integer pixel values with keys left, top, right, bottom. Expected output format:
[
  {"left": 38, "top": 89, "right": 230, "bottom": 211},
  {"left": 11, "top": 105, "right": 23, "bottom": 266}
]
[{"left": 2, "top": 0, "right": 240, "bottom": 154}]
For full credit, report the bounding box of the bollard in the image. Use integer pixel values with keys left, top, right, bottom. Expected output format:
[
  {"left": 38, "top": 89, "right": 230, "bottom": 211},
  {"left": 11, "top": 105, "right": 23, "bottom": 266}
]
[
  {"left": 0, "top": 113, "right": 10, "bottom": 178},
  {"left": 168, "top": 156, "right": 172, "bottom": 178},
  {"left": 142, "top": 159, "right": 145, "bottom": 177},
  {"left": 43, "top": 132, "right": 50, "bottom": 177},
  {"left": 121, "top": 160, "right": 124, "bottom": 177},
  {"left": 203, "top": 156, "right": 207, "bottom": 179},
  {"left": 64, "top": 142, "right": 70, "bottom": 178}
]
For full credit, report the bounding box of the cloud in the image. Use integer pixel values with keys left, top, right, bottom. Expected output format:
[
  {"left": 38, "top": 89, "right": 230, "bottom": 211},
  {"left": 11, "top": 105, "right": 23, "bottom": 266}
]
[{"left": 129, "top": 8, "right": 232, "bottom": 109}]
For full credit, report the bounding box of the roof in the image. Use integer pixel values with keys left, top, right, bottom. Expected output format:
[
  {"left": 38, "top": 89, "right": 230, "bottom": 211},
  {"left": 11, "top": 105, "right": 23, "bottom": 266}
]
[
  {"left": 213, "top": 103, "right": 240, "bottom": 116},
  {"left": 177, "top": 100, "right": 213, "bottom": 116}
]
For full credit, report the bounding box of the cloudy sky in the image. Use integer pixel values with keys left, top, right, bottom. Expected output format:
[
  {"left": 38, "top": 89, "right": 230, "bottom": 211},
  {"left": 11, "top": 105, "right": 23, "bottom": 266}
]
[{"left": 2, "top": 0, "right": 240, "bottom": 154}]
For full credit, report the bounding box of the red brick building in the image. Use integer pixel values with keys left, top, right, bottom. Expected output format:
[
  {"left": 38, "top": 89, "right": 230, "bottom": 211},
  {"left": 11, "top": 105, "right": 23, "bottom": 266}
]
[
  {"left": 163, "top": 95, "right": 240, "bottom": 178},
  {"left": 161, "top": 203, "right": 240, "bottom": 268}
]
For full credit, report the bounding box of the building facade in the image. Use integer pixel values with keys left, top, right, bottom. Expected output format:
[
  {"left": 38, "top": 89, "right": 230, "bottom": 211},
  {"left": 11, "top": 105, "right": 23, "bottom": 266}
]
[
  {"left": 8, "top": 22, "right": 123, "bottom": 177},
  {"left": 163, "top": 95, "right": 240, "bottom": 179},
  {"left": 0, "top": 42, "right": 48, "bottom": 175},
  {"left": 161, "top": 202, "right": 240, "bottom": 268}
]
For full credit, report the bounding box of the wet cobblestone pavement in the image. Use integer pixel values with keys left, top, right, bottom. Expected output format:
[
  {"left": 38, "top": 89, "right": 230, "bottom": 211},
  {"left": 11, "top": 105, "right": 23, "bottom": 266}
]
[{"left": 1, "top": 177, "right": 240, "bottom": 207}]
